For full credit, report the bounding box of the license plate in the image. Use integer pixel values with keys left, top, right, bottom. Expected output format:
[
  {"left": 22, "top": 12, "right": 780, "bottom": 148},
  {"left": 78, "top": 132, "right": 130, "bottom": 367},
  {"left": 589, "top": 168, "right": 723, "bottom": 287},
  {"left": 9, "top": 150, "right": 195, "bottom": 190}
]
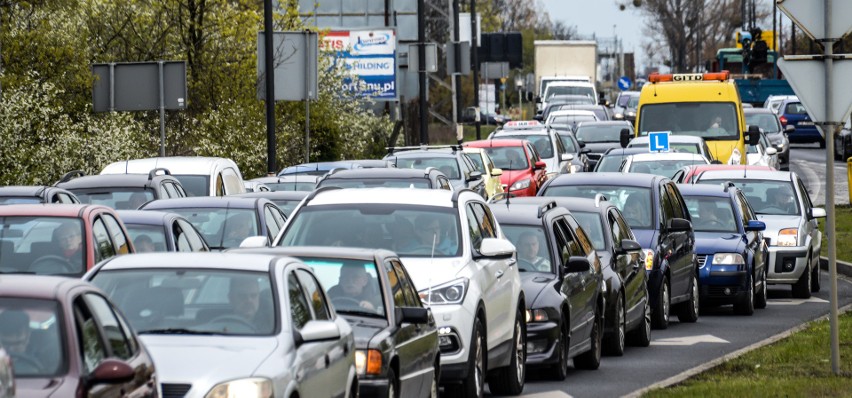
[{"left": 798, "top": 121, "right": 814, "bottom": 126}]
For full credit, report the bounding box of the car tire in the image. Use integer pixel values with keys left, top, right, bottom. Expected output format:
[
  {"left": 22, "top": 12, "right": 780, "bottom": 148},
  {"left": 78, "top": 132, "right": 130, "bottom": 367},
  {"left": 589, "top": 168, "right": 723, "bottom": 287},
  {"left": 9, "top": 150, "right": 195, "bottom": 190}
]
[
  {"left": 628, "top": 290, "right": 652, "bottom": 347},
  {"left": 603, "top": 294, "right": 625, "bottom": 357},
  {"left": 792, "top": 260, "right": 812, "bottom": 299},
  {"left": 574, "top": 309, "right": 602, "bottom": 370},
  {"left": 430, "top": 361, "right": 440, "bottom": 398},
  {"left": 734, "top": 272, "right": 755, "bottom": 315},
  {"left": 445, "top": 317, "right": 485, "bottom": 398},
  {"left": 387, "top": 368, "right": 399, "bottom": 398},
  {"left": 488, "top": 308, "right": 526, "bottom": 395},
  {"left": 811, "top": 258, "right": 821, "bottom": 293},
  {"left": 652, "top": 275, "right": 670, "bottom": 330},
  {"left": 550, "top": 317, "right": 570, "bottom": 380},
  {"left": 676, "top": 272, "right": 699, "bottom": 323},
  {"left": 755, "top": 268, "right": 768, "bottom": 309}
]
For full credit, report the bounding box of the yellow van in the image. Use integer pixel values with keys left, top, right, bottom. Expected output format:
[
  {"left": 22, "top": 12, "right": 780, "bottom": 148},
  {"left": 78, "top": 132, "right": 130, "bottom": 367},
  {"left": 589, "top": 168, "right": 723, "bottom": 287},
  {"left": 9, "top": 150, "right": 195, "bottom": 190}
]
[{"left": 634, "top": 71, "right": 760, "bottom": 164}]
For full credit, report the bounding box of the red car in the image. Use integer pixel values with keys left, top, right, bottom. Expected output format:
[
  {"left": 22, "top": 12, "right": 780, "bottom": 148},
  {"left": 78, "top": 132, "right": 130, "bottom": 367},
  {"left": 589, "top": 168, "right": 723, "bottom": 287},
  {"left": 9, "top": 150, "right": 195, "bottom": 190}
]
[
  {"left": 466, "top": 139, "right": 547, "bottom": 196},
  {"left": 0, "top": 204, "right": 133, "bottom": 276},
  {"left": 0, "top": 275, "right": 157, "bottom": 397},
  {"left": 672, "top": 164, "right": 774, "bottom": 184}
]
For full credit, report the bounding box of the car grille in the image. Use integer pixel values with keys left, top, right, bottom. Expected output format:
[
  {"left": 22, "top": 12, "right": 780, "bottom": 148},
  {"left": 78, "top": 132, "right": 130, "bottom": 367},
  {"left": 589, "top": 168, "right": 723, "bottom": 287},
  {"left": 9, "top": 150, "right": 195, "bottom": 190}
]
[
  {"left": 697, "top": 255, "right": 708, "bottom": 268},
  {"left": 162, "top": 383, "right": 192, "bottom": 398}
]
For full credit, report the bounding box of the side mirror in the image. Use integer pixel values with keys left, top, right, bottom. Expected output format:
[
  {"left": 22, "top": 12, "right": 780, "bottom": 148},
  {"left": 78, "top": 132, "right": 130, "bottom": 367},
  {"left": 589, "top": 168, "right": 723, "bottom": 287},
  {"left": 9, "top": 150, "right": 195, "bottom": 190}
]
[
  {"left": 765, "top": 147, "right": 777, "bottom": 155},
  {"left": 620, "top": 128, "right": 632, "bottom": 148},
  {"left": 478, "top": 237, "right": 515, "bottom": 259},
  {"left": 747, "top": 125, "right": 761, "bottom": 146},
  {"left": 580, "top": 148, "right": 591, "bottom": 154},
  {"left": 745, "top": 220, "right": 766, "bottom": 232},
  {"left": 467, "top": 170, "right": 483, "bottom": 182},
  {"left": 577, "top": 139, "right": 587, "bottom": 148},
  {"left": 87, "top": 359, "right": 135, "bottom": 386},
  {"left": 534, "top": 161, "right": 547, "bottom": 170},
  {"left": 239, "top": 236, "right": 269, "bottom": 248},
  {"left": 533, "top": 114, "right": 544, "bottom": 122},
  {"left": 297, "top": 320, "right": 341, "bottom": 345},
  {"left": 785, "top": 124, "right": 796, "bottom": 134},
  {"left": 563, "top": 256, "right": 591, "bottom": 273},
  {"left": 810, "top": 207, "right": 827, "bottom": 219},
  {"left": 491, "top": 168, "right": 503, "bottom": 177},
  {"left": 535, "top": 96, "right": 542, "bottom": 104},
  {"left": 617, "top": 239, "right": 642, "bottom": 254},
  {"left": 397, "top": 307, "right": 430, "bottom": 325},
  {"left": 667, "top": 217, "right": 692, "bottom": 232},
  {"left": 560, "top": 153, "right": 575, "bottom": 162}
]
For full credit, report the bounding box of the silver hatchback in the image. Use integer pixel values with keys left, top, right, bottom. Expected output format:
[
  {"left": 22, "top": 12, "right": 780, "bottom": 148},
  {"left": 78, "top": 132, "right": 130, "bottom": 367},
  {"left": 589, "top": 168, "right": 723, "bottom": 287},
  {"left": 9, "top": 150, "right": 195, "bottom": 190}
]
[
  {"left": 85, "top": 252, "right": 357, "bottom": 398},
  {"left": 696, "top": 170, "right": 825, "bottom": 298}
]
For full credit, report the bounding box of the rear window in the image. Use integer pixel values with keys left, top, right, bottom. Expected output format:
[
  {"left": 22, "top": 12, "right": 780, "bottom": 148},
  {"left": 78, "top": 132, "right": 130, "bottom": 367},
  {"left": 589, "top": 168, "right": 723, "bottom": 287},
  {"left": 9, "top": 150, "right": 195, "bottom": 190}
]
[
  {"left": 784, "top": 102, "right": 808, "bottom": 115},
  {"left": 542, "top": 186, "right": 654, "bottom": 229}
]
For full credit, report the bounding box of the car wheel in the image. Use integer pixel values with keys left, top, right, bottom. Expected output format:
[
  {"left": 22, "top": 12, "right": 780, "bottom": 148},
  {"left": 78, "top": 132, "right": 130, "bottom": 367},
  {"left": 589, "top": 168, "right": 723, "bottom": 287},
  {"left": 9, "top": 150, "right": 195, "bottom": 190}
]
[
  {"left": 488, "top": 308, "right": 526, "bottom": 395},
  {"left": 676, "top": 272, "right": 699, "bottom": 323},
  {"left": 387, "top": 368, "right": 399, "bottom": 398},
  {"left": 652, "top": 275, "right": 670, "bottom": 330},
  {"left": 811, "top": 257, "right": 821, "bottom": 293},
  {"left": 550, "top": 317, "right": 570, "bottom": 380},
  {"left": 574, "top": 309, "right": 602, "bottom": 370},
  {"left": 734, "top": 272, "right": 755, "bottom": 315},
  {"left": 445, "top": 317, "right": 485, "bottom": 398},
  {"left": 628, "top": 288, "right": 652, "bottom": 347},
  {"left": 429, "top": 362, "right": 439, "bottom": 398},
  {"left": 755, "top": 268, "right": 768, "bottom": 309},
  {"left": 603, "top": 294, "right": 625, "bottom": 357},
  {"left": 792, "top": 258, "right": 812, "bottom": 299}
]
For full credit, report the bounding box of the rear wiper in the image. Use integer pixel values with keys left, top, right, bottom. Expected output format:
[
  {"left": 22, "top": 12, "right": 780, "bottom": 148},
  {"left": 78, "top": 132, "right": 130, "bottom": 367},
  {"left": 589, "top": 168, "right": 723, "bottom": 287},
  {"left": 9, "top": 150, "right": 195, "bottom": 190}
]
[{"left": 140, "top": 328, "right": 217, "bottom": 335}]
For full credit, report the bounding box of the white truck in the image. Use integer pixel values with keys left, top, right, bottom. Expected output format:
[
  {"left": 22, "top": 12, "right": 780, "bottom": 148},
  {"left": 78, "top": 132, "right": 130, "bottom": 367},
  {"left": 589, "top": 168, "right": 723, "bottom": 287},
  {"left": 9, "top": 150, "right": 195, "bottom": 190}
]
[{"left": 534, "top": 40, "right": 599, "bottom": 110}]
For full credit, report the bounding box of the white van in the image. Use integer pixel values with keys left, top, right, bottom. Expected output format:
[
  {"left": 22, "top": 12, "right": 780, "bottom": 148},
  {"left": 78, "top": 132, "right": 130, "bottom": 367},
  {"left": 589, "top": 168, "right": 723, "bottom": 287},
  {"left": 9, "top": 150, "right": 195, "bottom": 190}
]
[{"left": 101, "top": 157, "right": 246, "bottom": 197}]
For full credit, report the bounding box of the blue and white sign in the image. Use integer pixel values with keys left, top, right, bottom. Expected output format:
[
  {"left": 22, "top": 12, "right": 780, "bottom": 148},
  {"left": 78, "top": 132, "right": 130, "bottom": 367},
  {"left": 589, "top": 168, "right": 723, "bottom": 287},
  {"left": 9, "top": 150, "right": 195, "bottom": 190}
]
[
  {"left": 322, "top": 29, "right": 397, "bottom": 100},
  {"left": 617, "top": 76, "right": 632, "bottom": 91},
  {"left": 649, "top": 131, "right": 671, "bottom": 152}
]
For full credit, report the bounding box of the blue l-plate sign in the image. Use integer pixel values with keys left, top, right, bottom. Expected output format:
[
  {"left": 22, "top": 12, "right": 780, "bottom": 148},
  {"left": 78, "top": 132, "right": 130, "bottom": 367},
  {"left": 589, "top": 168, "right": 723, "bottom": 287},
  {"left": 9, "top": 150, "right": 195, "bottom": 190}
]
[{"left": 649, "top": 131, "right": 670, "bottom": 152}]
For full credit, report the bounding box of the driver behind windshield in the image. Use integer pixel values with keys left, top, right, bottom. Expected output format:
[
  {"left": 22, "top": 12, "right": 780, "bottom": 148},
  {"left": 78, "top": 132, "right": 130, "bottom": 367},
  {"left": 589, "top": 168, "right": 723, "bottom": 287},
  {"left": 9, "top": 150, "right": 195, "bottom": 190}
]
[{"left": 328, "top": 265, "right": 380, "bottom": 311}]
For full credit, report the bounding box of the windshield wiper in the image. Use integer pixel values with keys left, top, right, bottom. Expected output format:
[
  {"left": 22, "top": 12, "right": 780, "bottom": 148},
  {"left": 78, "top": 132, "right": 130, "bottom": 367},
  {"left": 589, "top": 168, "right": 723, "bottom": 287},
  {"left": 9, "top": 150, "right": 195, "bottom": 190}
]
[{"left": 140, "top": 328, "right": 217, "bottom": 335}]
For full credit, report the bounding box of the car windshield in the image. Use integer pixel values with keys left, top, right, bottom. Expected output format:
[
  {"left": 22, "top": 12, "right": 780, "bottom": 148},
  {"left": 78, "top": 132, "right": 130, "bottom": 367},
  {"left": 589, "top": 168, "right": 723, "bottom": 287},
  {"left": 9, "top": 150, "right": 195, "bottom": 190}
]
[
  {"left": 500, "top": 225, "right": 554, "bottom": 273},
  {"left": 576, "top": 125, "right": 623, "bottom": 143},
  {"left": 628, "top": 159, "right": 705, "bottom": 178},
  {"left": 746, "top": 113, "right": 782, "bottom": 134},
  {"left": 493, "top": 134, "right": 554, "bottom": 158},
  {"left": 542, "top": 186, "right": 654, "bottom": 229},
  {"left": 279, "top": 204, "right": 462, "bottom": 257},
  {"left": 548, "top": 115, "right": 597, "bottom": 131},
  {"left": 627, "top": 96, "right": 640, "bottom": 108},
  {"left": 173, "top": 175, "right": 209, "bottom": 197},
  {"left": 0, "top": 197, "right": 42, "bottom": 205},
  {"left": 683, "top": 196, "right": 739, "bottom": 233},
  {"left": 270, "top": 199, "right": 301, "bottom": 217},
  {"left": 90, "top": 269, "right": 276, "bottom": 335},
  {"left": 544, "top": 86, "right": 594, "bottom": 101},
  {"left": 638, "top": 102, "right": 739, "bottom": 140},
  {"left": 595, "top": 154, "right": 628, "bottom": 172},
  {"left": 630, "top": 142, "right": 701, "bottom": 154},
  {"left": 72, "top": 188, "right": 155, "bottom": 210},
  {"left": 0, "top": 298, "right": 66, "bottom": 377},
  {"left": 572, "top": 211, "right": 607, "bottom": 251},
  {"left": 124, "top": 224, "right": 168, "bottom": 253},
  {"left": 165, "top": 208, "right": 258, "bottom": 250},
  {"left": 482, "top": 147, "right": 529, "bottom": 170},
  {"left": 300, "top": 257, "right": 386, "bottom": 318},
  {"left": 266, "top": 182, "right": 316, "bottom": 192},
  {"left": 394, "top": 156, "right": 461, "bottom": 180},
  {"left": 697, "top": 179, "right": 800, "bottom": 216},
  {"left": 466, "top": 153, "right": 485, "bottom": 172},
  {"left": 0, "top": 217, "right": 85, "bottom": 275},
  {"left": 318, "top": 178, "right": 431, "bottom": 189}
]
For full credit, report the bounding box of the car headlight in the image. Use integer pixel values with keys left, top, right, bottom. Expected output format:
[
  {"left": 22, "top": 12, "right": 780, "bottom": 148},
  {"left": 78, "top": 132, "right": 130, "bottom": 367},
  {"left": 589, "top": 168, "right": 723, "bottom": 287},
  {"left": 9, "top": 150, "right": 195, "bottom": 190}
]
[
  {"left": 526, "top": 309, "right": 549, "bottom": 322},
  {"left": 777, "top": 228, "right": 799, "bottom": 247},
  {"left": 510, "top": 179, "right": 531, "bottom": 191},
  {"left": 713, "top": 253, "right": 745, "bottom": 265},
  {"left": 419, "top": 278, "right": 469, "bottom": 305},
  {"left": 614, "top": 113, "right": 624, "bottom": 119},
  {"left": 644, "top": 249, "right": 655, "bottom": 271},
  {"left": 626, "top": 111, "right": 636, "bottom": 117},
  {"left": 355, "top": 349, "right": 383, "bottom": 375},
  {"left": 206, "top": 378, "right": 272, "bottom": 398}
]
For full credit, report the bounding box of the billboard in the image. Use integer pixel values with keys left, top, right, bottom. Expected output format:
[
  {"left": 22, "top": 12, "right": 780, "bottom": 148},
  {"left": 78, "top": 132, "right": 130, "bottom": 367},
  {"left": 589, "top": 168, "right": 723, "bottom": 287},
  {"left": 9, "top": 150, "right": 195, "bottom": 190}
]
[{"left": 322, "top": 29, "right": 397, "bottom": 100}]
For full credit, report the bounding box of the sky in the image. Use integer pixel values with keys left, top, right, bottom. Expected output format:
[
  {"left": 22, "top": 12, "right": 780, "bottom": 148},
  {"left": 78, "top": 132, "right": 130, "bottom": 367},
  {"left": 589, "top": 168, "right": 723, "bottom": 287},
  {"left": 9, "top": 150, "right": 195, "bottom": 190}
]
[{"left": 540, "top": 0, "right": 648, "bottom": 70}]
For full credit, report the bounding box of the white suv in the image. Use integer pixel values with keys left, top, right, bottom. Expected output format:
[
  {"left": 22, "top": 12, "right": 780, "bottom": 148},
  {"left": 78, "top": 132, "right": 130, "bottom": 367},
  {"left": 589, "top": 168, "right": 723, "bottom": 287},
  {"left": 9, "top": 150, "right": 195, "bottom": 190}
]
[{"left": 274, "top": 188, "right": 527, "bottom": 396}]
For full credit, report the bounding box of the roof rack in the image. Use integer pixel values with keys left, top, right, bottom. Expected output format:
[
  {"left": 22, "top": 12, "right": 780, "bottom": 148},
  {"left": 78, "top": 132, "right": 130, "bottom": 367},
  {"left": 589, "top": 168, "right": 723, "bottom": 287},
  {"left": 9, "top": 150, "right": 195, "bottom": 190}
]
[
  {"left": 147, "top": 168, "right": 171, "bottom": 181},
  {"left": 304, "top": 186, "right": 342, "bottom": 205},
  {"left": 451, "top": 188, "right": 474, "bottom": 207},
  {"left": 537, "top": 201, "right": 558, "bottom": 218},
  {"left": 386, "top": 145, "right": 462, "bottom": 155},
  {"left": 56, "top": 170, "right": 86, "bottom": 185},
  {"left": 594, "top": 193, "right": 609, "bottom": 208}
]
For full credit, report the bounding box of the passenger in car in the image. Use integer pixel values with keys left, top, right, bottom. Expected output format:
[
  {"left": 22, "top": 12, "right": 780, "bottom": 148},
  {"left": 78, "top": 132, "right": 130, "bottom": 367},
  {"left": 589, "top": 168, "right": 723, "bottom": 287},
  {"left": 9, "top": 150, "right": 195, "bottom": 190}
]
[
  {"left": 328, "top": 265, "right": 379, "bottom": 311},
  {"left": 516, "top": 231, "right": 551, "bottom": 272},
  {"left": 134, "top": 235, "right": 156, "bottom": 253}
]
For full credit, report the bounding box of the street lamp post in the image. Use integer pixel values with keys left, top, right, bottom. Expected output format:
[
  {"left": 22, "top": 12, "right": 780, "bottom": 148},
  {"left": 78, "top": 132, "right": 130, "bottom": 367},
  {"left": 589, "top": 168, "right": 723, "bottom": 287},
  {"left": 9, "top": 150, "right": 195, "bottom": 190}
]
[{"left": 515, "top": 77, "right": 524, "bottom": 120}]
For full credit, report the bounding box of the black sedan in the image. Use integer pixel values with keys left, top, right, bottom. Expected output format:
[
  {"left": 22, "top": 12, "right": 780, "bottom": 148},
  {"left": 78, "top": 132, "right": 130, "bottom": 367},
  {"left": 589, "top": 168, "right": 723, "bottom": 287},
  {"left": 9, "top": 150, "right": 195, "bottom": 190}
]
[
  {"left": 573, "top": 121, "right": 635, "bottom": 171},
  {"left": 55, "top": 168, "right": 188, "bottom": 209},
  {"left": 116, "top": 210, "right": 209, "bottom": 252},
  {"left": 235, "top": 246, "right": 440, "bottom": 398},
  {"left": 488, "top": 200, "right": 604, "bottom": 379},
  {"left": 139, "top": 196, "right": 288, "bottom": 250}
]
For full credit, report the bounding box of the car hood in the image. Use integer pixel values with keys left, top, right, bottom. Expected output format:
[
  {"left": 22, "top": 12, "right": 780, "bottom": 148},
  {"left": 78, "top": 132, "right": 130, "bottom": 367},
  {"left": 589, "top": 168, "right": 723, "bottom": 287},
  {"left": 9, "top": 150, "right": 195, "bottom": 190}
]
[
  {"left": 694, "top": 231, "right": 744, "bottom": 255},
  {"left": 520, "top": 272, "right": 557, "bottom": 306},
  {"left": 140, "top": 335, "right": 278, "bottom": 384},
  {"left": 499, "top": 169, "right": 533, "bottom": 186},
  {"left": 345, "top": 316, "right": 388, "bottom": 348},
  {"left": 755, "top": 214, "right": 802, "bottom": 240},
  {"left": 399, "top": 256, "right": 469, "bottom": 291},
  {"left": 631, "top": 228, "right": 657, "bottom": 250},
  {"left": 15, "top": 377, "right": 65, "bottom": 398}
]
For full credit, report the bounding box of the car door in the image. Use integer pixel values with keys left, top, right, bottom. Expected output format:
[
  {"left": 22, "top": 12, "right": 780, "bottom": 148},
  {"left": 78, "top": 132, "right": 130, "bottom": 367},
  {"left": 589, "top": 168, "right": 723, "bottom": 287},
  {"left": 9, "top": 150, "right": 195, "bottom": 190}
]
[
  {"left": 174, "top": 219, "right": 208, "bottom": 252},
  {"left": 795, "top": 178, "right": 820, "bottom": 252},
  {"left": 388, "top": 259, "right": 435, "bottom": 396},
  {"left": 566, "top": 215, "right": 601, "bottom": 333},
  {"left": 287, "top": 271, "right": 336, "bottom": 397},
  {"left": 101, "top": 213, "right": 131, "bottom": 255},
  {"left": 662, "top": 183, "right": 692, "bottom": 299},
  {"left": 526, "top": 142, "right": 547, "bottom": 190},
  {"left": 609, "top": 208, "right": 644, "bottom": 317},
  {"left": 553, "top": 217, "right": 593, "bottom": 348},
  {"left": 464, "top": 202, "right": 507, "bottom": 349},
  {"left": 736, "top": 193, "right": 765, "bottom": 276}
]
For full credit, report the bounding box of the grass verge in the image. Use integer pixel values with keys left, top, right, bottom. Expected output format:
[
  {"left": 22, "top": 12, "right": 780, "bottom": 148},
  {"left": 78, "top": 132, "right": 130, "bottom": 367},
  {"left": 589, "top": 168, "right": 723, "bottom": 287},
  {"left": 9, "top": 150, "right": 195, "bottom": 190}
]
[
  {"left": 819, "top": 205, "right": 852, "bottom": 263},
  {"left": 643, "top": 311, "right": 852, "bottom": 397}
]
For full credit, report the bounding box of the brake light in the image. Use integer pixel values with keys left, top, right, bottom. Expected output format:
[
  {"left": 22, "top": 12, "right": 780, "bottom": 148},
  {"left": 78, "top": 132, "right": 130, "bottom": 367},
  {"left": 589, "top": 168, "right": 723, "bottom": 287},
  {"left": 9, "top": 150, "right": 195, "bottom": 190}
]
[
  {"left": 779, "top": 115, "right": 787, "bottom": 126},
  {"left": 649, "top": 71, "right": 730, "bottom": 83}
]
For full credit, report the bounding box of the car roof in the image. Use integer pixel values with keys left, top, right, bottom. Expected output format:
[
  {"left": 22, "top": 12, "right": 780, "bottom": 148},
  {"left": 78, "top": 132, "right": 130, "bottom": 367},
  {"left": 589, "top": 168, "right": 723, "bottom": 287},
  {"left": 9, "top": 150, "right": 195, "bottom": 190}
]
[
  {"left": 465, "top": 139, "right": 528, "bottom": 148},
  {"left": 628, "top": 152, "right": 708, "bottom": 161},
  {"left": 744, "top": 108, "right": 775, "bottom": 115},
  {"left": 323, "top": 168, "right": 436, "bottom": 180},
  {"left": 279, "top": 161, "right": 365, "bottom": 174},
  {"left": 547, "top": 81, "right": 594, "bottom": 88},
  {"left": 56, "top": 173, "right": 164, "bottom": 189},
  {"left": 602, "top": 147, "right": 648, "bottom": 155},
  {"left": 384, "top": 149, "right": 458, "bottom": 159},
  {"left": 101, "top": 157, "right": 239, "bottom": 176},
  {"left": 697, "top": 169, "right": 794, "bottom": 182},
  {"left": 0, "top": 186, "right": 52, "bottom": 196},
  {"left": 689, "top": 164, "right": 774, "bottom": 175},
  {"left": 251, "top": 175, "right": 319, "bottom": 184},
  {"left": 498, "top": 196, "right": 607, "bottom": 215},
  {"left": 493, "top": 128, "right": 549, "bottom": 136},
  {"left": 115, "top": 209, "right": 176, "bottom": 225},
  {"left": 488, "top": 201, "right": 569, "bottom": 225},
  {"left": 548, "top": 110, "right": 596, "bottom": 117},
  {"left": 233, "top": 246, "right": 396, "bottom": 262},
  {"left": 0, "top": 275, "right": 92, "bottom": 299},
  {"left": 576, "top": 121, "right": 632, "bottom": 128},
  {"left": 0, "top": 203, "right": 104, "bottom": 217},
  {"left": 95, "top": 252, "right": 293, "bottom": 272},
  {"left": 234, "top": 191, "right": 309, "bottom": 200},
  {"left": 677, "top": 183, "right": 733, "bottom": 197},
  {"left": 546, "top": 172, "right": 663, "bottom": 188},
  {"left": 630, "top": 135, "right": 706, "bottom": 144},
  {"left": 306, "top": 187, "right": 467, "bottom": 207},
  {"left": 140, "top": 196, "right": 265, "bottom": 210}
]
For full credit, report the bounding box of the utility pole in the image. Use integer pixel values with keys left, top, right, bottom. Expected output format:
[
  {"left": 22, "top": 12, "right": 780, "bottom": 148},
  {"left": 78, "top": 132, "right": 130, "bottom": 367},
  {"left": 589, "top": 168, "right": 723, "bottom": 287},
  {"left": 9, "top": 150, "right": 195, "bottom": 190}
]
[
  {"left": 452, "top": 0, "right": 462, "bottom": 143},
  {"left": 471, "top": 0, "right": 481, "bottom": 140},
  {"left": 418, "top": 0, "right": 428, "bottom": 144},
  {"left": 263, "top": 0, "right": 276, "bottom": 175}
]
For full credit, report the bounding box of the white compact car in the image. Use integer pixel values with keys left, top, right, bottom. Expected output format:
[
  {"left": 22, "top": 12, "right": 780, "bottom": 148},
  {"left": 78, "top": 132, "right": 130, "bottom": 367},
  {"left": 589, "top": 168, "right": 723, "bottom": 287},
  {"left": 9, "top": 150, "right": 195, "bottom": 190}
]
[
  {"left": 101, "top": 156, "right": 246, "bottom": 197},
  {"left": 272, "top": 188, "right": 527, "bottom": 396}
]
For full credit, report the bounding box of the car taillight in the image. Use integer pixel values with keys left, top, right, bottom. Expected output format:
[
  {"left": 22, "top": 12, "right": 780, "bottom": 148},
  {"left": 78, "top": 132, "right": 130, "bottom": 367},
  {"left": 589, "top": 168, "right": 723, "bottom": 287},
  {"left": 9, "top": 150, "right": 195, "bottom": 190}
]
[{"left": 779, "top": 115, "right": 787, "bottom": 126}]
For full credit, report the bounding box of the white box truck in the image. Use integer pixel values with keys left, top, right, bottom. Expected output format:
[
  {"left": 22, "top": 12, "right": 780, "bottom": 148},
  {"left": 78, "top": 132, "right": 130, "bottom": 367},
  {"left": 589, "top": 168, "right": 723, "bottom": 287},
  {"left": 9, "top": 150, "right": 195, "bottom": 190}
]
[{"left": 534, "top": 40, "right": 598, "bottom": 110}]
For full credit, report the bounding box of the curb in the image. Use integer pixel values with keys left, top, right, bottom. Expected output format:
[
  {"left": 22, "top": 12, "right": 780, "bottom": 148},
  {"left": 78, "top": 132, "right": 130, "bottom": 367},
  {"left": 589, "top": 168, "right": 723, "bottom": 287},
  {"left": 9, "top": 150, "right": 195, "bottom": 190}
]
[
  {"left": 622, "top": 302, "right": 852, "bottom": 398},
  {"left": 820, "top": 256, "right": 852, "bottom": 278}
]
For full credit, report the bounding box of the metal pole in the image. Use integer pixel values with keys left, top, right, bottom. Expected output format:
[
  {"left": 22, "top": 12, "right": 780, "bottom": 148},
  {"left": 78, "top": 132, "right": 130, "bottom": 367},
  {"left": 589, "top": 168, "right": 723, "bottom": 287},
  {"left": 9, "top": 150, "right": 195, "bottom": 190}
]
[
  {"left": 158, "top": 61, "right": 166, "bottom": 157},
  {"left": 823, "top": 0, "right": 840, "bottom": 376},
  {"left": 452, "top": 0, "right": 462, "bottom": 143},
  {"left": 305, "top": 31, "right": 311, "bottom": 163},
  {"left": 772, "top": 0, "right": 777, "bottom": 51},
  {"left": 263, "top": 0, "right": 277, "bottom": 174},
  {"left": 471, "top": 0, "right": 481, "bottom": 139},
  {"left": 418, "top": 0, "right": 428, "bottom": 145}
]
